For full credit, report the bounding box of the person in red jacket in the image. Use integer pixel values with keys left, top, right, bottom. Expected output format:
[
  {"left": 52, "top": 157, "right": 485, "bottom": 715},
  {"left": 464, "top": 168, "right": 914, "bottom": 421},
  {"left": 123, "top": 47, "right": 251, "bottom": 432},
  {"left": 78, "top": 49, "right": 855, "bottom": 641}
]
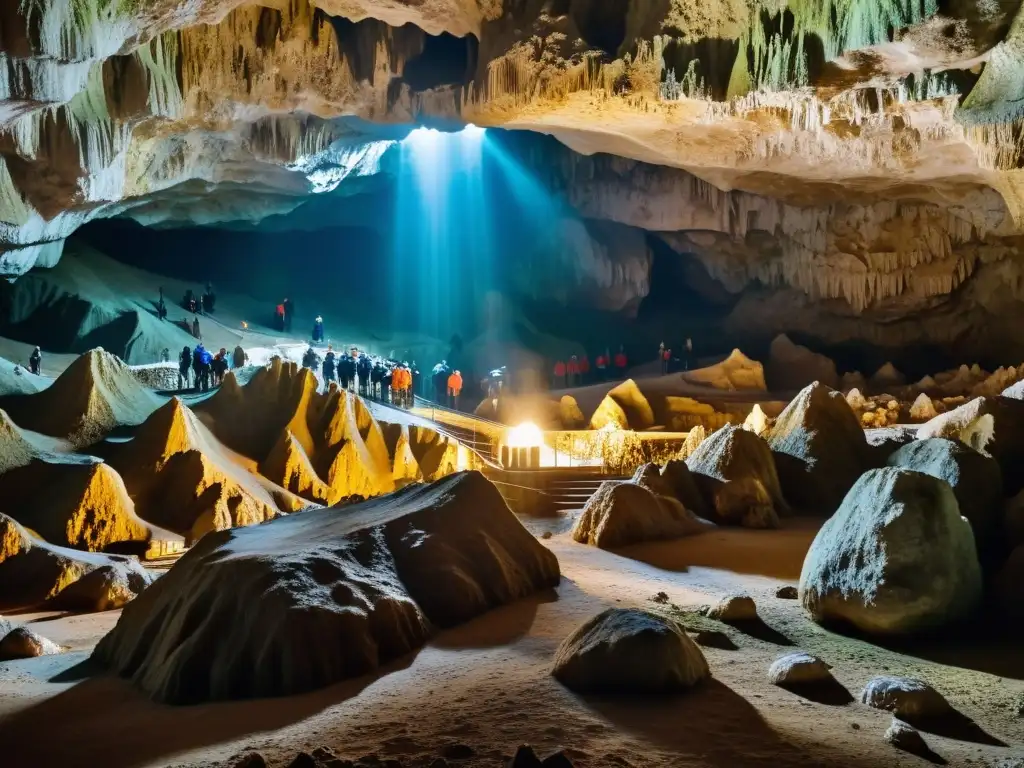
[
  {"left": 553, "top": 359, "right": 566, "bottom": 388},
  {"left": 579, "top": 354, "right": 590, "bottom": 384},
  {"left": 567, "top": 354, "right": 580, "bottom": 387},
  {"left": 614, "top": 346, "right": 628, "bottom": 377},
  {"left": 595, "top": 353, "right": 607, "bottom": 381},
  {"left": 661, "top": 345, "right": 672, "bottom": 375}
]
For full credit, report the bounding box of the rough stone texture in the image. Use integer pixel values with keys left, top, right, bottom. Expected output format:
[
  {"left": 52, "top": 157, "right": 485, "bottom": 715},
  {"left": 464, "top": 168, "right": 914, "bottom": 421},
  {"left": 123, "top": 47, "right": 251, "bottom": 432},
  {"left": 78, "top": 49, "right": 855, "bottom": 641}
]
[
  {"left": 886, "top": 437, "right": 1003, "bottom": 552},
  {"left": 551, "top": 608, "right": 709, "bottom": 694},
  {"left": 766, "top": 335, "right": 839, "bottom": 391},
  {"left": 93, "top": 472, "right": 560, "bottom": 703},
  {"left": 767, "top": 653, "right": 834, "bottom": 686},
  {"left": 799, "top": 468, "right": 982, "bottom": 635},
  {"left": 883, "top": 719, "right": 934, "bottom": 759},
  {"left": 686, "top": 424, "right": 786, "bottom": 528},
  {"left": 768, "top": 382, "right": 871, "bottom": 515},
  {"left": 589, "top": 379, "right": 654, "bottom": 430},
  {"left": 707, "top": 594, "right": 758, "bottom": 623},
  {"left": 860, "top": 677, "right": 953, "bottom": 719},
  {"left": 0, "top": 626, "right": 62, "bottom": 660},
  {"left": 659, "top": 458, "right": 710, "bottom": 517},
  {"left": 571, "top": 480, "right": 707, "bottom": 549},
  {"left": 908, "top": 393, "right": 938, "bottom": 421},
  {"left": 0, "top": 510, "right": 154, "bottom": 611},
  {"left": 682, "top": 350, "right": 766, "bottom": 392}
]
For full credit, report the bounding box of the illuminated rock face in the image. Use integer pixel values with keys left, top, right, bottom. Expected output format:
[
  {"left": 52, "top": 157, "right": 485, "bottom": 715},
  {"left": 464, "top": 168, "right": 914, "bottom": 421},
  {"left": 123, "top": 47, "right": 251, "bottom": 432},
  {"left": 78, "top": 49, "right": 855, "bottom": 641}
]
[{"left": 4, "top": 0, "right": 1024, "bottom": 347}]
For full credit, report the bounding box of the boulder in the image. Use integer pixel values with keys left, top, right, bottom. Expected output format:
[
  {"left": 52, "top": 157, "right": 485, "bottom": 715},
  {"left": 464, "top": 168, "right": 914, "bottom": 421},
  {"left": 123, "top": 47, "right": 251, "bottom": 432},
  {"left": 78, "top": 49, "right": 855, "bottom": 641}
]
[
  {"left": 93, "top": 472, "right": 560, "bottom": 703},
  {"left": 883, "top": 719, "right": 934, "bottom": 759},
  {"left": 844, "top": 387, "right": 868, "bottom": 410},
  {"left": 0, "top": 626, "right": 62, "bottom": 660},
  {"left": 799, "top": 468, "right": 982, "bottom": 635},
  {"left": 682, "top": 349, "right": 766, "bottom": 391},
  {"left": 551, "top": 608, "right": 709, "bottom": 693},
  {"left": 686, "top": 424, "right": 786, "bottom": 528},
  {"left": 558, "top": 396, "right": 585, "bottom": 429},
  {"left": 706, "top": 594, "right": 757, "bottom": 622},
  {"left": 860, "top": 676, "right": 952, "bottom": 719},
  {"left": 908, "top": 393, "right": 937, "bottom": 421},
  {"left": 775, "top": 585, "right": 798, "bottom": 599},
  {"left": 767, "top": 652, "right": 834, "bottom": 686},
  {"left": 886, "top": 438, "right": 1002, "bottom": 552},
  {"left": 659, "top": 459, "right": 709, "bottom": 517},
  {"left": 766, "top": 334, "right": 839, "bottom": 390},
  {"left": 571, "top": 481, "right": 706, "bottom": 549},
  {"left": 767, "top": 382, "right": 870, "bottom": 515},
  {"left": 589, "top": 379, "right": 654, "bottom": 430},
  {"left": 630, "top": 463, "right": 673, "bottom": 498},
  {"left": 0, "top": 511, "right": 154, "bottom": 611}
]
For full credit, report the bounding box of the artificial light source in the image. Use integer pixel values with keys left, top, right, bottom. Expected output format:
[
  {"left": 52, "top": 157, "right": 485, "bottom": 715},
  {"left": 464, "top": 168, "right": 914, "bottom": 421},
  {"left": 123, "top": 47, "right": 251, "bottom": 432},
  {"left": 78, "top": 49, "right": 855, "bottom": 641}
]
[
  {"left": 506, "top": 421, "right": 543, "bottom": 448},
  {"left": 404, "top": 124, "right": 485, "bottom": 146}
]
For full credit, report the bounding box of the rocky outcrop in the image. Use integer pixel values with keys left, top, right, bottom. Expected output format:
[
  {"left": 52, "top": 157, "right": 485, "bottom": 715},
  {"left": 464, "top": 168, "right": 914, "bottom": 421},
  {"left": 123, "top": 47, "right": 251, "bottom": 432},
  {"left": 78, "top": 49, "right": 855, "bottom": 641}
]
[
  {"left": 0, "top": 626, "right": 62, "bottom": 660},
  {"left": 766, "top": 335, "right": 839, "bottom": 391},
  {"left": 93, "top": 472, "right": 559, "bottom": 703},
  {"left": 682, "top": 350, "right": 766, "bottom": 392},
  {"left": 589, "top": 379, "right": 655, "bottom": 430},
  {"left": 571, "top": 480, "right": 706, "bottom": 549},
  {"left": 552, "top": 608, "right": 709, "bottom": 694},
  {"left": 686, "top": 424, "right": 786, "bottom": 528},
  {"left": 767, "top": 382, "right": 871, "bottom": 515},
  {"left": 800, "top": 468, "right": 982, "bottom": 635}
]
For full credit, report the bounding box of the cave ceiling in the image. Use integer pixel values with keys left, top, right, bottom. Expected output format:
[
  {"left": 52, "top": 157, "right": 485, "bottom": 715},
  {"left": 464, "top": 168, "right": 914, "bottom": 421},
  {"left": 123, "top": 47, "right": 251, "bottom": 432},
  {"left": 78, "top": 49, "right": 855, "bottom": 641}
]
[{"left": 4, "top": 0, "right": 1024, "bottom": 331}]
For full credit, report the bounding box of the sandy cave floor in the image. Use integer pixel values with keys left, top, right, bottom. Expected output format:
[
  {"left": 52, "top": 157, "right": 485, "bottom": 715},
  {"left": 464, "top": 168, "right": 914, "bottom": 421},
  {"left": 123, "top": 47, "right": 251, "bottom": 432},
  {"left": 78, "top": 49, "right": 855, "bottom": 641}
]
[{"left": 1, "top": 518, "right": 1022, "bottom": 768}]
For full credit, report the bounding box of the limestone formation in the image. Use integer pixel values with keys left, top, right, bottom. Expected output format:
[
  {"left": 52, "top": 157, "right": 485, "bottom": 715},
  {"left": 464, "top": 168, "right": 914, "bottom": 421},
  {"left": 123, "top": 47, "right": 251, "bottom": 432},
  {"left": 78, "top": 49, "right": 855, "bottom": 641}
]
[
  {"left": 706, "top": 595, "right": 758, "bottom": 623},
  {"left": 908, "top": 393, "right": 938, "bottom": 421},
  {"left": 93, "top": 472, "right": 560, "bottom": 702},
  {"left": 886, "top": 438, "right": 1003, "bottom": 552},
  {"left": 767, "top": 653, "right": 834, "bottom": 687},
  {"left": 860, "top": 677, "right": 952, "bottom": 720},
  {"left": 766, "top": 335, "right": 839, "bottom": 391},
  {"left": 572, "top": 481, "right": 706, "bottom": 549},
  {"left": 551, "top": 608, "right": 709, "bottom": 694},
  {"left": 686, "top": 424, "right": 786, "bottom": 528},
  {"left": 845, "top": 388, "right": 868, "bottom": 410},
  {"left": 0, "top": 511, "right": 153, "bottom": 611},
  {"left": 800, "top": 468, "right": 982, "bottom": 635},
  {"left": 589, "top": 379, "right": 654, "bottom": 431},
  {"left": 659, "top": 459, "right": 709, "bottom": 517},
  {"left": 260, "top": 429, "right": 331, "bottom": 505},
  {"left": 869, "top": 362, "right": 906, "bottom": 391},
  {"left": 883, "top": 719, "right": 934, "bottom": 759},
  {"left": 742, "top": 404, "right": 770, "bottom": 436},
  {"left": 767, "top": 382, "right": 870, "bottom": 515},
  {"left": 558, "top": 396, "right": 585, "bottom": 429},
  {"left": 682, "top": 350, "right": 766, "bottom": 392},
  {"left": 0, "top": 626, "right": 62, "bottom": 660},
  {"left": 2, "top": 348, "right": 161, "bottom": 447}
]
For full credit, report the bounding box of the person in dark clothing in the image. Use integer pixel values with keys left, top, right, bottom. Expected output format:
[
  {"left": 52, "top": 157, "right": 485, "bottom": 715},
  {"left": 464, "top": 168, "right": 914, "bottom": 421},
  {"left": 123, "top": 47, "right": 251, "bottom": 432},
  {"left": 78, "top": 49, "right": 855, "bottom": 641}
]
[
  {"left": 382, "top": 364, "right": 393, "bottom": 403},
  {"left": 203, "top": 282, "right": 216, "bottom": 313},
  {"left": 371, "top": 360, "right": 384, "bottom": 398},
  {"left": 322, "top": 347, "right": 337, "bottom": 391},
  {"left": 357, "top": 354, "right": 372, "bottom": 395},
  {"left": 178, "top": 346, "right": 191, "bottom": 389},
  {"left": 157, "top": 288, "right": 167, "bottom": 321},
  {"left": 232, "top": 345, "right": 247, "bottom": 368},
  {"left": 301, "top": 346, "right": 318, "bottom": 370},
  {"left": 282, "top": 298, "right": 293, "bottom": 332},
  {"left": 28, "top": 346, "right": 41, "bottom": 375},
  {"left": 338, "top": 352, "right": 352, "bottom": 390},
  {"left": 192, "top": 316, "right": 200, "bottom": 339},
  {"left": 191, "top": 345, "right": 203, "bottom": 392},
  {"left": 183, "top": 289, "right": 196, "bottom": 313},
  {"left": 431, "top": 361, "right": 450, "bottom": 403},
  {"left": 312, "top": 316, "right": 324, "bottom": 343},
  {"left": 275, "top": 302, "right": 285, "bottom": 331}
]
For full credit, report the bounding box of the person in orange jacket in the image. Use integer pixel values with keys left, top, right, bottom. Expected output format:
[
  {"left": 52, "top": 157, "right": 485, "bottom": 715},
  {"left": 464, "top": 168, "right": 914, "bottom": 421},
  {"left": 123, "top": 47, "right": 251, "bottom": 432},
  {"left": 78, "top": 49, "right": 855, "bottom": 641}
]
[{"left": 447, "top": 369, "right": 463, "bottom": 409}]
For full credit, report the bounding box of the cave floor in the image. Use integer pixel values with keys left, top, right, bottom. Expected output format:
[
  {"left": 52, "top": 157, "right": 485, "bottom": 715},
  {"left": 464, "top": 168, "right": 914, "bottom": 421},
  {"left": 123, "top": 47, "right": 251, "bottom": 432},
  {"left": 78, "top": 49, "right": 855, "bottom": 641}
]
[{"left": 0, "top": 518, "right": 1020, "bottom": 768}]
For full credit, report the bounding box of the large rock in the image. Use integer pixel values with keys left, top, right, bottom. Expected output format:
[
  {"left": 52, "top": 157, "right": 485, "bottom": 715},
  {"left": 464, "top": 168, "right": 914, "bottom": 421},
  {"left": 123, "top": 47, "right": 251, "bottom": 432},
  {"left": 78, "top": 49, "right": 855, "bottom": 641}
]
[
  {"left": 860, "top": 676, "right": 952, "bottom": 719},
  {"left": 917, "top": 396, "right": 1024, "bottom": 494},
  {"left": 800, "top": 468, "right": 982, "bottom": 635},
  {"left": 551, "top": 608, "right": 709, "bottom": 693},
  {"left": 0, "top": 511, "right": 154, "bottom": 611},
  {"left": 886, "top": 438, "right": 1003, "bottom": 552},
  {"left": 767, "top": 382, "right": 870, "bottom": 515},
  {"left": 589, "top": 379, "right": 654, "bottom": 430},
  {"left": 571, "top": 480, "right": 706, "bottom": 549},
  {"left": 659, "top": 458, "right": 709, "bottom": 517},
  {"left": 766, "top": 334, "right": 839, "bottom": 390},
  {"left": 0, "top": 626, "right": 62, "bottom": 660},
  {"left": 685, "top": 424, "right": 786, "bottom": 528},
  {"left": 93, "top": 472, "right": 560, "bottom": 703},
  {"left": 682, "top": 349, "right": 766, "bottom": 391}
]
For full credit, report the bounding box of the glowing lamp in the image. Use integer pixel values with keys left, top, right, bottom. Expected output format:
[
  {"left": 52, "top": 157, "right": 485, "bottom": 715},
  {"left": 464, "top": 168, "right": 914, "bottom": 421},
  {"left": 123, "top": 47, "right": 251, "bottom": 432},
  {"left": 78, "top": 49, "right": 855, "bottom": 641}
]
[{"left": 506, "top": 421, "right": 543, "bottom": 448}]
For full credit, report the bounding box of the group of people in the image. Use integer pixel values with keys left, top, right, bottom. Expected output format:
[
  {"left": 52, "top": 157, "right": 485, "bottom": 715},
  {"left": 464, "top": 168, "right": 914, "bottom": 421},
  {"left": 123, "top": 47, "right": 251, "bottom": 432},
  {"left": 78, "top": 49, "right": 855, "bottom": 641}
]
[
  {"left": 659, "top": 338, "right": 694, "bottom": 374},
  {"left": 300, "top": 345, "right": 420, "bottom": 407},
  {"left": 430, "top": 360, "right": 463, "bottom": 408},
  {"left": 182, "top": 283, "right": 216, "bottom": 315},
  {"left": 178, "top": 343, "right": 245, "bottom": 391},
  {"left": 552, "top": 347, "right": 629, "bottom": 389}
]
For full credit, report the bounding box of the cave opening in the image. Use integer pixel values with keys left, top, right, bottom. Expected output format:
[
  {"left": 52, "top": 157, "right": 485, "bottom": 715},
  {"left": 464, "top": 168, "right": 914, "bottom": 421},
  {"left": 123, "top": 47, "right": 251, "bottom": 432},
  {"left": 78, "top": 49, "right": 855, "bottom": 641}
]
[
  {"left": 662, "top": 38, "right": 740, "bottom": 101},
  {"left": 572, "top": 0, "right": 630, "bottom": 57},
  {"left": 402, "top": 31, "right": 479, "bottom": 91}
]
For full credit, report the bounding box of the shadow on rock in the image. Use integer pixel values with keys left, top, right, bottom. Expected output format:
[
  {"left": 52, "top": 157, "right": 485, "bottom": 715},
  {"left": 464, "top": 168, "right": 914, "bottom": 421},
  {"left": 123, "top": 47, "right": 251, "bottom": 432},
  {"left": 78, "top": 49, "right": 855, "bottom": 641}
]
[
  {"left": 777, "top": 678, "right": 854, "bottom": 706},
  {"left": 430, "top": 589, "right": 558, "bottom": 650},
  {"left": 728, "top": 618, "right": 794, "bottom": 647},
  {"left": 902, "top": 709, "right": 1007, "bottom": 748}
]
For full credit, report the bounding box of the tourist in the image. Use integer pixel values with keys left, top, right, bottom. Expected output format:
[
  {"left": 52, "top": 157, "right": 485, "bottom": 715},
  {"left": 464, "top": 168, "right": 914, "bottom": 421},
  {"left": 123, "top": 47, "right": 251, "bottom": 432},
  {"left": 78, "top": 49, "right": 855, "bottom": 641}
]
[
  {"left": 595, "top": 351, "right": 607, "bottom": 380},
  {"left": 614, "top": 346, "right": 628, "bottom": 378},
  {"left": 157, "top": 288, "right": 167, "bottom": 321},
  {"left": 232, "top": 345, "right": 247, "bottom": 368},
  {"left": 301, "top": 346, "right": 319, "bottom": 370},
  {"left": 553, "top": 359, "right": 566, "bottom": 388},
  {"left": 178, "top": 346, "right": 191, "bottom": 389},
  {"left": 432, "top": 360, "right": 449, "bottom": 403},
  {"left": 183, "top": 289, "right": 197, "bottom": 313},
  {"left": 447, "top": 369, "right": 463, "bottom": 409},
  {"left": 567, "top": 355, "right": 580, "bottom": 387},
  {"left": 685, "top": 336, "right": 693, "bottom": 370},
  {"left": 203, "top": 282, "right": 216, "bottom": 313},
  {"left": 275, "top": 302, "right": 285, "bottom": 331},
  {"left": 382, "top": 363, "right": 393, "bottom": 403},
  {"left": 192, "top": 344, "right": 207, "bottom": 391},
  {"left": 283, "top": 298, "right": 294, "bottom": 332},
  {"left": 371, "top": 359, "right": 385, "bottom": 399},
  {"left": 160, "top": 348, "right": 170, "bottom": 363},
  {"left": 28, "top": 346, "right": 41, "bottom": 375},
  {"left": 322, "top": 346, "right": 336, "bottom": 390},
  {"left": 192, "top": 315, "right": 200, "bottom": 339},
  {"left": 357, "top": 354, "right": 372, "bottom": 395},
  {"left": 338, "top": 351, "right": 353, "bottom": 391},
  {"left": 212, "top": 349, "right": 228, "bottom": 386},
  {"left": 312, "top": 315, "right": 324, "bottom": 343},
  {"left": 661, "top": 344, "right": 671, "bottom": 375}
]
